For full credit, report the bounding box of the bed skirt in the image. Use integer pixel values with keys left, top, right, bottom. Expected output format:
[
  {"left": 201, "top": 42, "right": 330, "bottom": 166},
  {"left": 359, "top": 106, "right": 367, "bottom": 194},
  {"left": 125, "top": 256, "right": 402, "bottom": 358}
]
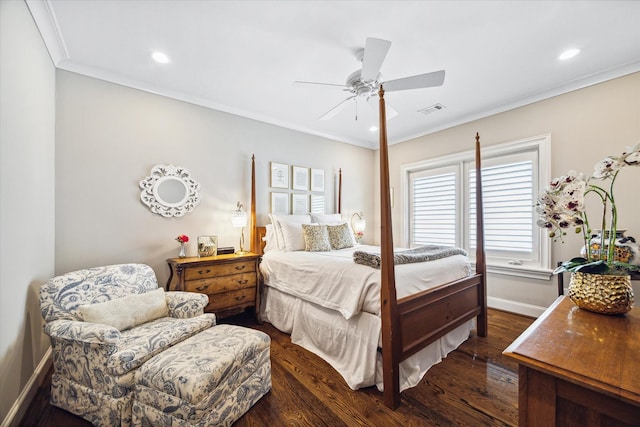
[{"left": 260, "top": 286, "right": 474, "bottom": 392}]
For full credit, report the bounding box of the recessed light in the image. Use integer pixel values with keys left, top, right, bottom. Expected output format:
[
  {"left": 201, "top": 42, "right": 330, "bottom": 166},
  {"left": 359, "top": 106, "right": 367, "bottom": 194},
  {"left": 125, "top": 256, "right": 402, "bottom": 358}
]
[
  {"left": 558, "top": 48, "right": 581, "bottom": 61},
  {"left": 151, "top": 51, "right": 170, "bottom": 64},
  {"left": 369, "top": 126, "right": 378, "bottom": 132}
]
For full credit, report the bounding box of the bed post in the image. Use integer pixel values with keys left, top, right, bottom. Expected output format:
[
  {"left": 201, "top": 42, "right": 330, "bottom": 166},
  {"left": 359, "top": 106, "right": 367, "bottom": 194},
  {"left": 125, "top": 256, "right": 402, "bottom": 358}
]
[
  {"left": 338, "top": 168, "right": 342, "bottom": 214},
  {"left": 250, "top": 154, "right": 257, "bottom": 254},
  {"left": 378, "top": 86, "right": 401, "bottom": 409},
  {"left": 474, "top": 134, "right": 488, "bottom": 337}
]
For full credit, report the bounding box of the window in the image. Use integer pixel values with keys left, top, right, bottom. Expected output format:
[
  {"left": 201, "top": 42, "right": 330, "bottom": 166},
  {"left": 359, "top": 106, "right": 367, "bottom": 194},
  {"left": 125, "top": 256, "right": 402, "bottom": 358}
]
[{"left": 403, "top": 135, "right": 551, "bottom": 278}]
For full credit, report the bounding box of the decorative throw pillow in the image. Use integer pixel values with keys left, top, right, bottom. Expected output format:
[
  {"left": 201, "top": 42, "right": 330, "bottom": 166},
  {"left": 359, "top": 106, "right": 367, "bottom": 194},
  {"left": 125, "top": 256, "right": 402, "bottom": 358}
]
[
  {"left": 302, "top": 224, "right": 331, "bottom": 252},
  {"left": 327, "top": 222, "right": 354, "bottom": 250},
  {"left": 78, "top": 288, "right": 168, "bottom": 331}
]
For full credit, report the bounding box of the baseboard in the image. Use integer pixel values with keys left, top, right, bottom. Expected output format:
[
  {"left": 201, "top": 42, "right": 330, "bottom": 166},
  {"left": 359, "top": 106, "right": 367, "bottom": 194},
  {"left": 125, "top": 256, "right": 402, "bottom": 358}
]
[
  {"left": 488, "top": 296, "right": 546, "bottom": 318},
  {"left": 1, "top": 347, "right": 52, "bottom": 427}
]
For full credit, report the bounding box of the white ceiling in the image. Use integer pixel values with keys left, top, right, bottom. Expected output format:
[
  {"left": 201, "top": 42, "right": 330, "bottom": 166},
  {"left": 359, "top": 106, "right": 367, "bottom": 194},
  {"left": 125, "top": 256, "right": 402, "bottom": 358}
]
[{"left": 28, "top": 0, "right": 640, "bottom": 149}]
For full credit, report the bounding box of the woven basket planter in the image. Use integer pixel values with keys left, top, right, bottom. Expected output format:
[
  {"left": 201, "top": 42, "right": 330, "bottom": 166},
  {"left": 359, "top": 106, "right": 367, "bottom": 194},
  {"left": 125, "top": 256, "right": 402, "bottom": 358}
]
[{"left": 568, "top": 272, "right": 634, "bottom": 315}]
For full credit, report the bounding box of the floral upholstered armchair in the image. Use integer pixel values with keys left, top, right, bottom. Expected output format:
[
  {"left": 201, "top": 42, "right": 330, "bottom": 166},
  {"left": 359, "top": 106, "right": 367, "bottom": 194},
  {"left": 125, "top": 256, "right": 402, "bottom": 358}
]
[{"left": 39, "top": 263, "right": 216, "bottom": 427}]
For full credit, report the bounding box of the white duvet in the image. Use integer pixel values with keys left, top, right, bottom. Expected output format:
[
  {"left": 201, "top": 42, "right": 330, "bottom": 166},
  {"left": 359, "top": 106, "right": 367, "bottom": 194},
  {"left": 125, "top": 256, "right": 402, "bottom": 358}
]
[
  {"left": 260, "top": 245, "right": 472, "bottom": 319},
  {"left": 260, "top": 245, "right": 475, "bottom": 392}
]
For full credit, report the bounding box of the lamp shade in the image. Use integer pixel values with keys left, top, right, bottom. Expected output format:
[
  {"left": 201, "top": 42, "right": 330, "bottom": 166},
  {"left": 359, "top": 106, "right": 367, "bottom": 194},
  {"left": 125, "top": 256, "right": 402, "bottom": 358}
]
[
  {"left": 231, "top": 202, "right": 247, "bottom": 228},
  {"left": 351, "top": 212, "right": 366, "bottom": 233},
  {"left": 353, "top": 216, "right": 366, "bottom": 232}
]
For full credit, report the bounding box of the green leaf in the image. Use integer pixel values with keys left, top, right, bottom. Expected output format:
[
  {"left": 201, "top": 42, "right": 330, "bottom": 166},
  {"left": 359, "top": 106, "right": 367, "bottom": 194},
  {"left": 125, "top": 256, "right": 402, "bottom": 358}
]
[{"left": 574, "top": 261, "right": 608, "bottom": 274}]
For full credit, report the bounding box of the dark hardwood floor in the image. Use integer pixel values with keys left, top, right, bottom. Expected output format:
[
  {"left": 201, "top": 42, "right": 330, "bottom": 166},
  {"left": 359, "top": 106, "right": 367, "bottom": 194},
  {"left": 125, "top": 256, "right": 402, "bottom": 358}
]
[{"left": 21, "top": 309, "right": 534, "bottom": 426}]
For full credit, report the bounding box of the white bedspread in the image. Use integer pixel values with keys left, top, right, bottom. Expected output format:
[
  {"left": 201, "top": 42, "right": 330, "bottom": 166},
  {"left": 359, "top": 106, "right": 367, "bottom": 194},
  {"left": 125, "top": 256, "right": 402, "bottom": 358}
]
[{"left": 260, "top": 245, "right": 472, "bottom": 319}]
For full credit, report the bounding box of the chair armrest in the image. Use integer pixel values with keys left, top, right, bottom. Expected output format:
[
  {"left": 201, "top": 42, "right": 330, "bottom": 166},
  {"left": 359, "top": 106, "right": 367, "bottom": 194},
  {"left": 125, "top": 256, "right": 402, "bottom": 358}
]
[
  {"left": 165, "top": 291, "right": 210, "bottom": 319},
  {"left": 44, "top": 319, "right": 121, "bottom": 344}
]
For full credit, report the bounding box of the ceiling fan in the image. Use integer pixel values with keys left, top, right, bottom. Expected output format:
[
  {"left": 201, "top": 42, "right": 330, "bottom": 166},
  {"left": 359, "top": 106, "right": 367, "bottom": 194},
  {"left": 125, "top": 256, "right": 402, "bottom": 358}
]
[{"left": 294, "top": 37, "right": 445, "bottom": 121}]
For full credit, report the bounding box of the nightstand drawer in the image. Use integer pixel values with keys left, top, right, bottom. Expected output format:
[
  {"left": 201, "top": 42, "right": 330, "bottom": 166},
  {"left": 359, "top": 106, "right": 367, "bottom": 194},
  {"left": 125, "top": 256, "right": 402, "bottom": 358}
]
[
  {"left": 183, "top": 260, "right": 256, "bottom": 280},
  {"left": 205, "top": 288, "right": 256, "bottom": 312},
  {"left": 184, "top": 272, "right": 256, "bottom": 294}
]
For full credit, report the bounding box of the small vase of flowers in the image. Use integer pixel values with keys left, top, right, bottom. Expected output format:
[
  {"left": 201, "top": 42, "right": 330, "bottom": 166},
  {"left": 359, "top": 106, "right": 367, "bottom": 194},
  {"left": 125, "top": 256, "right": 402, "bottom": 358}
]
[
  {"left": 536, "top": 143, "right": 639, "bottom": 314},
  {"left": 176, "top": 234, "right": 189, "bottom": 258}
]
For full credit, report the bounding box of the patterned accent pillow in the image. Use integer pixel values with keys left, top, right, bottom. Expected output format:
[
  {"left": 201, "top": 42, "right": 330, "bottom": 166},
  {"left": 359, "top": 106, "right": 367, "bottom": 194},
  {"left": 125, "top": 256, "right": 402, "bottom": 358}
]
[
  {"left": 327, "top": 222, "right": 354, "bottom": 250},
  {"left": 301, "top": 224, "right": 331, "bottom": 252}
]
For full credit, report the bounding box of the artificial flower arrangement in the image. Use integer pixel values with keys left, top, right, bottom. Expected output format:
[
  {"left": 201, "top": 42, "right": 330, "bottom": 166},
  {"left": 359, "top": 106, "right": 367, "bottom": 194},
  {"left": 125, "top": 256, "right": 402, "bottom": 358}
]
[
  {"left": 175, "top": 234, "right": 189, "bottom": 258},
  {"left": 536, "top": 143, "right": 640, "bottom": 276}
]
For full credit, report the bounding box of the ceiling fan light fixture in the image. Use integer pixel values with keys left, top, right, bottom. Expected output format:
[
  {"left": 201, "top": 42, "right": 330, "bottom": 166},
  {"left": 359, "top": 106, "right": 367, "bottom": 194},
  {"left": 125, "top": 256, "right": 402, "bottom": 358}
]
[
  {"left": 558, "top": 48, "right": 581, "bottom": 61},
  {"left": 151, "top": 51, "right": 170, "bottom": 64}
]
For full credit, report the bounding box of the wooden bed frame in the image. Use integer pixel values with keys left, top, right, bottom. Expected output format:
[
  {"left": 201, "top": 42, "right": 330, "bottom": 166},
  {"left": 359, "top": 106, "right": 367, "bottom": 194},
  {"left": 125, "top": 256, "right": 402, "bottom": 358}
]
[{"left": 249, "top": 86, "right": 487, "bottom": 409}]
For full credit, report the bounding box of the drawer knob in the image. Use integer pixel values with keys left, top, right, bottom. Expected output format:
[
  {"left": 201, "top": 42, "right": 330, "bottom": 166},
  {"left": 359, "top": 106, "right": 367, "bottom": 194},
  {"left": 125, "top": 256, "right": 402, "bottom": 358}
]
[
  {"left": 237, "top": 279, "right": 248, "bottom": 285},
  {"left": 235, "top": 295, "right": 246, "bottom": 302},
  {"left": 234, "top": 265, "right": 246, "bottom": 271},
  {"left": 198, "top": 269, "right": 212, "bottom": 275},
  {"left": 196, "top": 285, "right": 210, "bottom": 292}
]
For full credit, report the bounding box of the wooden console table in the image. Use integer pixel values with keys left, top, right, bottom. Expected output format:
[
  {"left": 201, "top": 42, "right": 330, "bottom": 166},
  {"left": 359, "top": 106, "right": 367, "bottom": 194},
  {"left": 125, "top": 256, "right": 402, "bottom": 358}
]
[{"left": 504, "top": 296, "right": 639, "bottom": 426}]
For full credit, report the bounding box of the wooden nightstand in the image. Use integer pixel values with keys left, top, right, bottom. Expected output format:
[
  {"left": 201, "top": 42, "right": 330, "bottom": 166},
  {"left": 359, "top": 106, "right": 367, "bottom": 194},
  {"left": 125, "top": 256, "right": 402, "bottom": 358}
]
[{"left": 166, "top": 252, "right": 260, "bottom": 319}]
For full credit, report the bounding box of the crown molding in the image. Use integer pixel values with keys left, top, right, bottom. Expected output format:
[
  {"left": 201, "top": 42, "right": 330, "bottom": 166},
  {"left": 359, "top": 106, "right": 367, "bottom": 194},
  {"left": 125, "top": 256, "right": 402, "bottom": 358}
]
[{"left": 26, "top": 0, "right": 68, "bottom": 65}]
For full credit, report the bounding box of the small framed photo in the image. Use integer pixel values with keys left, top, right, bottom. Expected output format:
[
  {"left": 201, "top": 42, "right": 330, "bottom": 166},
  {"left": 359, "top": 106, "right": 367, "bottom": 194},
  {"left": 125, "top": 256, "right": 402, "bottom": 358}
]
[
  {"left": 292, "top": 194, "right": 309, "bottom": 215},
  {"left": 270, "top": 162, "right": 289, "bottom": 189},
  {"left": 271, "top": 192, "right": 289, "bottom": 214},
  {"left": 311, "top": 168, "right": 325, "bottom": 192},
  {"left": 292, "top": 166, "right": 309, "bottom": 191},
  {"left": 197, "top": 235, "right": 218, "bottom": 257},
  {"left": 310, "top": 194, "right": 325, "bottom": 214}
]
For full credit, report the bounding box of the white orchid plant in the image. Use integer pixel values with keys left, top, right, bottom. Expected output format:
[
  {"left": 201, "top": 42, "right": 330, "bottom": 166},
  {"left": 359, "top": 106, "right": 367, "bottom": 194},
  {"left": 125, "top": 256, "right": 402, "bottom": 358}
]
[{"left": 536, "top": 143, "right": 640, "bottom": 275}]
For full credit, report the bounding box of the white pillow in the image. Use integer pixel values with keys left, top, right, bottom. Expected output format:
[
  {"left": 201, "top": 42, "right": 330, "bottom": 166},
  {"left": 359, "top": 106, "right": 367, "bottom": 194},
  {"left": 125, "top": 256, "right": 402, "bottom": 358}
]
[
  {"left": 79, "top": 288, "right": 168, "bottom": 331},
  {"left": 311, "top": 213, "right": 343, "bottom": 224},
  {"left": 279, "top": 221, "right": 309, "bottom": 251},
  {"left": 270, "top": 214, "right": 312, "bottom": 250},
  {"left": 263, "top": 224, "right": 279, "bottom": 253}
]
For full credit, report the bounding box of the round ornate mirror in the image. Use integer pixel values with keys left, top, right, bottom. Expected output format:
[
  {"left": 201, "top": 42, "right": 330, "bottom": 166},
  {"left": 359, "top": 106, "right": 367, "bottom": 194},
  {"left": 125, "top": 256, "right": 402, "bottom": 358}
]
[{"left": 139, "top": 164, "right": 200, "bottom": 217}]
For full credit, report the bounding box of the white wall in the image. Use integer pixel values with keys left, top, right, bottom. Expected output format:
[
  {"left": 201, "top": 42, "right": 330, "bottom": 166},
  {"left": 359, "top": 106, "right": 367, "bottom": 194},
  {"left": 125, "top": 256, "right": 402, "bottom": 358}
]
[
  {"left": 0, "top": 0, "right": 56, "bottom": 422},
  {"left": 55, "top": 70, "right": 375, "bottom": 286},
  {"left": 381, "top": 72, "right": 640, "bottom": 315}
]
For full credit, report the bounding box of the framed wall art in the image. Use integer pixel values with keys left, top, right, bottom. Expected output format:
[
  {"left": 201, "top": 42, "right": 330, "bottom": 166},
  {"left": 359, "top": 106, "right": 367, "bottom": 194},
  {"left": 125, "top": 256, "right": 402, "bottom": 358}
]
[
  {"left": 311, "top": 168, "right": 325, "bottom": 192},
  {"left": 292, "top": 194, "right": 309, "bottom": 215},
  {"left": 271, "top": 192, "right": 289, "bottom": 214},
  {"left": 270, "top": 162, "right": 289, "bottom": 189},
  {"left": 197, "top": 235, "right": 217, "bottom": 257},
  {"left": 292, "top": 166, "right": 309, "bottom": 191}
]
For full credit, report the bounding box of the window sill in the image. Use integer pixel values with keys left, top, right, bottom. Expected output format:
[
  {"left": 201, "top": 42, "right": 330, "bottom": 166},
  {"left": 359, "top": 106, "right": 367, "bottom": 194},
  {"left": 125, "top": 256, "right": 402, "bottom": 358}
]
[{"left": 472, "top": 263, "right": 554, "bottom": 280}]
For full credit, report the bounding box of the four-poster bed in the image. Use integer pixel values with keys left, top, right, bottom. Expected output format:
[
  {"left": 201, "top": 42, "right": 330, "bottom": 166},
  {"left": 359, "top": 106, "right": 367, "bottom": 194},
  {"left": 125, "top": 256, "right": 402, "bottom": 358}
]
[{"left": 248, "top": 88, "right": 487, "bottom": 409}]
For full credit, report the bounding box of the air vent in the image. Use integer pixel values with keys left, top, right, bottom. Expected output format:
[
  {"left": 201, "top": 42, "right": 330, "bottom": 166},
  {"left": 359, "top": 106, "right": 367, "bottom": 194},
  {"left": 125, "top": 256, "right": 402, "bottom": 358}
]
[{"left": 418, "top": 103, "right": 446, "bottom": 115}]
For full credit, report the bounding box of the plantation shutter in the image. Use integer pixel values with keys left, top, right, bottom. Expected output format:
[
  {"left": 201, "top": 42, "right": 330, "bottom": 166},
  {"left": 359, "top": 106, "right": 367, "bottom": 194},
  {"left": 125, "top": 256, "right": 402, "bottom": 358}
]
[
  {"left": 468, "top": 152, "right": 536, "bottom": 260},
  {"left": 409, "top": 166, "right": 458, "bottom": 247}
]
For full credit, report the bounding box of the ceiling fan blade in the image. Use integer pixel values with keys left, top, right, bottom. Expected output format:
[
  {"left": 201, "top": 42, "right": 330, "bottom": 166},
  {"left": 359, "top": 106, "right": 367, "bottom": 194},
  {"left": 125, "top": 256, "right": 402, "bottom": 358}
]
[
  {"left": 367, "top": 96, "right": 398, "bottom": 120},
  {"left": 293, "top": 80, "right": 350, "bottom": 89},
  {"left": 361, "top": 38, "right": 391, "bottom": 83},
  {"left": 383, "top": 70, "right": 445, "bottom": 92},
  {"left": 319, "top": 96, "right": 356, "bottom": 120}
]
